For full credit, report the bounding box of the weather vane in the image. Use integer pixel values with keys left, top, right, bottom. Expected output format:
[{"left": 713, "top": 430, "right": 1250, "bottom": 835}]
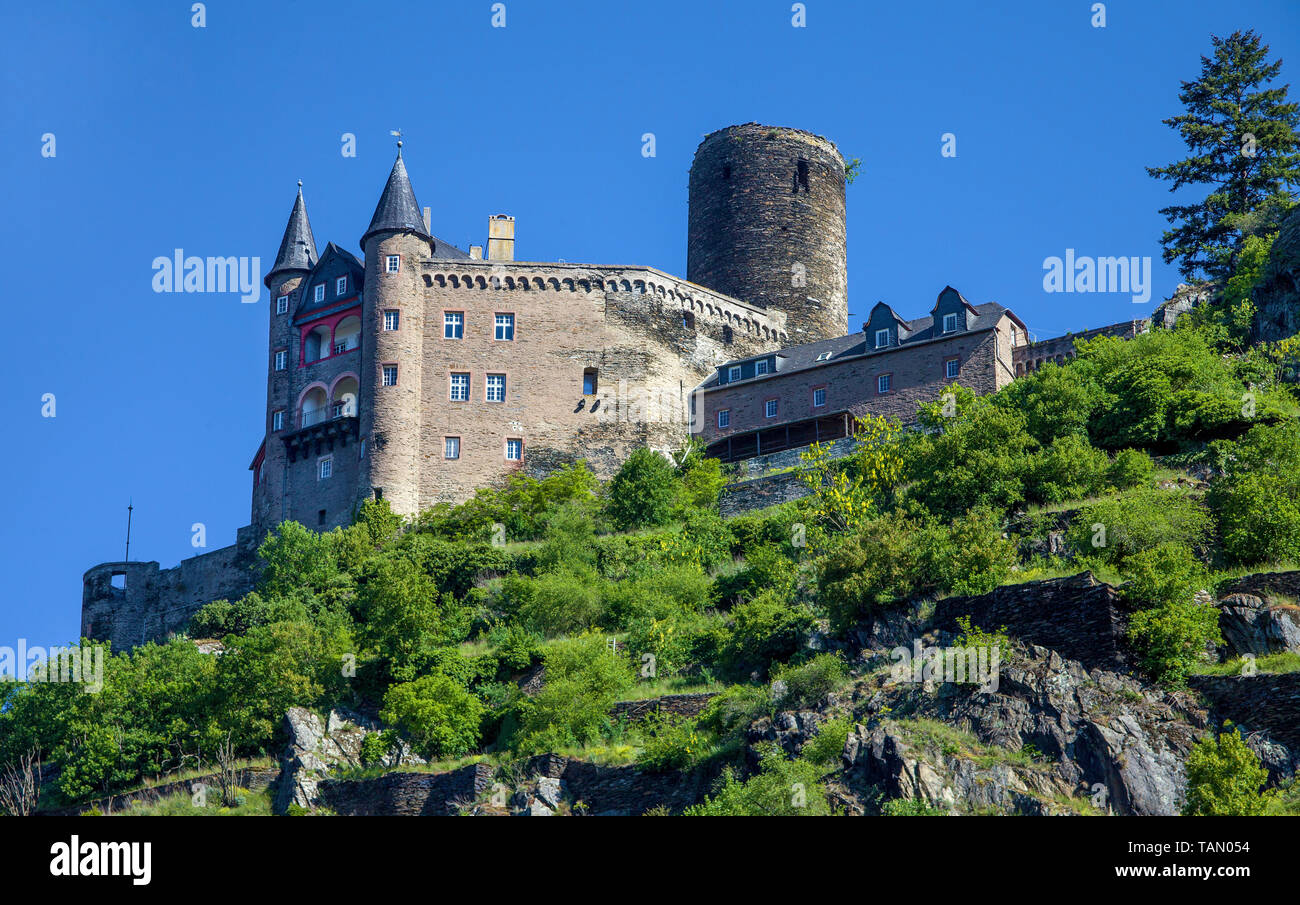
[{"left": 390, "top": 129, "right": 403, "bottom": 154}]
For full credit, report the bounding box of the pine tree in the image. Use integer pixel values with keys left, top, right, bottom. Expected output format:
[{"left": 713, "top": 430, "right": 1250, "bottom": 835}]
[{"left": 1148, "top": 30, "right": 1300, "bottom": 281}]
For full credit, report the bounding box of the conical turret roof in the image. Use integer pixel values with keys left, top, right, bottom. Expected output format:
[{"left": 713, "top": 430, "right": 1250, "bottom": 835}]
[
  {"left": 265, "top": 183, "right": 318, "bottom": 288},
  {"left": 361, "top": 151, "right": 432, "bottom": 249}
]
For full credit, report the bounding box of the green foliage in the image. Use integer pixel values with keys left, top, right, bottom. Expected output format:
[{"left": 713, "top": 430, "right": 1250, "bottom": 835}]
[
  {"left": 355, "top": 556, "right": 470, "bottom": 680},
  {"left": 801, "top": 716, "right": 852, "bottom": 766},
  {"left": 1068, "top": 488, "right": 1211, "bottom": 567},
  {"left": 414, "top": 462, "right": 602, "bottom": 542},
  {"left": 1182, "top": 727, "right": 1274, "bottom": 815},
  {"left": 636, "top": 713, "right": 710, "bottom": 772},
  {"left": 1024, "top": 434, "right": 1113, "bottom": 504},
  {"left": 953, "top": 615, "right": 1012, "bottom": 664},
  {"left": 993, "top": 361, "right": 1096, "bottom": 445},
  {"left": 606, "top": 449, "right": 680, "bottom": 530},
  {"left": 1126, "top": 551, "right": 1222, "bottom": 688},
  {"left": 714, "top": 591, "right": 817, "bottom": 682},
  {"left": 512, "top": 635, "right": 635, "bottom": 754},
  {"left": 1122, "top": 542, "right": 1209, "bottom": 611},
  {"left": 1209, "top": 423, "right": 1300, "bottom": 565},
  {"left": 772, "top": 653, "right": 847, "bottom": 709},
  {"left": 685, "top": 746, "right": 833, "bottom": 816},
  {"left": 381, "top": 674, "right": 484, "bottom": 760},
  {"left": 1146, "top": 29, "right": 1300, "bottom": 280},
  {"left": 1108, "top": 448, "right": 1155, "bottom": 490},
  {"left": 881, "top": 797, "right": 947, "bottom": 816}
]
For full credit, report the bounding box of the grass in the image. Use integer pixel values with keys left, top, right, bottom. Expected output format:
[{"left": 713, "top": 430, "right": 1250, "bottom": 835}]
[
  {"left": 1191, "top": 651, "right": 1300, "bottom": 676},
  {"left": 893, "top": 718, "right": 1050, "bottom": 771},
  {"left": 99, "top": 787, "right": 273, "bottom": 816},
  {"left": 615, "top": 676, "right": 724, "bottom": 701}
]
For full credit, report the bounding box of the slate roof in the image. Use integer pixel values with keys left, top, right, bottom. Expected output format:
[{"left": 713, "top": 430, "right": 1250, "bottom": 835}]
[
  {"left": 264, "top": 185, "right": 318, "bottom": 287},
  {"left": 292, "top": 242, "right": 365, "bottom": 322},
  {"left": 361, "top": 153, "right": 471, "bottom": 260},
  {"left": 699, "top": 300, "right": 1016, "bottom": 389}
]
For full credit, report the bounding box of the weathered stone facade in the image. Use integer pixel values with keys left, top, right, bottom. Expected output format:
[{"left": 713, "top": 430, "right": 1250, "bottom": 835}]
[
  {"left": 1012, "top": 318, "right": 1148, "bottom": 376},
  {"left": 688, "top": 123, "right": 849, "bottom": 344}
]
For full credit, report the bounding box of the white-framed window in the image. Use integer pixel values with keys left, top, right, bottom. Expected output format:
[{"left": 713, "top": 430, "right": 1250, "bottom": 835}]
[
  {"left": 272, "top": 410, "right": 284, "bottom": 431},
  {"left": 495, "top": 313, "right": 515, "bottom": 341},
  {"left": 813, "top": 388, "right": 826, "bottom": 408},
  {"left": 450, "top": 372, "right": 470, "bottom": 401},
  {"left": 274, "top": 349, "right": 287, "bottom": 371},
  {"left": 755, "top": 359, "right": 769, "bottom": 375},
  {"left": 878, "top": 374, "right": 891, "bottom": 394},
  {"left": 946, "top": 358, "right": 960, "bottom": 378},
  {"left": 318, "top": 456, "right": 332, "bottom": 480},
  {"left": 314, "top": 284, "right": 325, "bottom": 302},
  {"left": 276, "top": 295, "right": 288, "bottom": 314},
  {"left": 336, "top": 276, "right": 347, "bottom": 296},
  {"left": 385, "top": 255, "right": 400, "bottom": 273},
  {"left": 718, "top": 409, "right": 730, "bottom": 428},
  {"left": 382, "top": 364, "right": 398, "bottom": 386},
  {"left": 444, "top": 437, "right": 460, "bottom": 460},
  {"left": 333, "top": 341, "right": 346, "bottom": 356},
  {"left": 943, "top": 312, "right": 959, "bottom": 333},
  {"left": 875, "top": 328, "right": 890, "bottom": 349},
  {"left": 383, "top": 309, "right": 399, "bottom": 331},
  {"left": 485, "top": 374, "right": 506, "bottom": 402},
  {"left": 727, "top": 365, "right": 741, "bottom": 382},
  {"left": 765, "top": 399, "right": 778, "bottom": 418},
  {"left": 505, "top": 438, "right": 522, "bottom": 461},
  {"left": 444, "top": 311, "right": 464, "bottom": 339}
]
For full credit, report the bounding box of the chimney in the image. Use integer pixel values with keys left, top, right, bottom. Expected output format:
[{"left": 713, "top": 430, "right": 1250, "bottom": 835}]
[
  {"left": 469, "top": 245, "right": 483, "bottom": 260},
  {"left": 487, "top": 214, "right": 515, "bottom": 262},
  {"left": 422, "top": 206, "right": 432, "bottom": 234}
]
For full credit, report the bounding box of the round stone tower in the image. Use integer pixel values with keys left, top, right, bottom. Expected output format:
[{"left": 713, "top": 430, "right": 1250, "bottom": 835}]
[{"left": 688, "top": 123, "right": 848, "bottom": 342}]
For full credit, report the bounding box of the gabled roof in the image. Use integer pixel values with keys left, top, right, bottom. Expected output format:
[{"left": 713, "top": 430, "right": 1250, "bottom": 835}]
[
  {"left": 293, "top": 242, "right": 365, "bottom": 322},
  {"left": 265, "top": 184, "right": 318, "bottom": 288}
]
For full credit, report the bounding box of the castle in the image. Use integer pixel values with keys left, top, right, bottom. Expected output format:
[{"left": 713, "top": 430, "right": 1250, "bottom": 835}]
[{"left": 81, "top": 122, "right": 1144, "bottom": 651}]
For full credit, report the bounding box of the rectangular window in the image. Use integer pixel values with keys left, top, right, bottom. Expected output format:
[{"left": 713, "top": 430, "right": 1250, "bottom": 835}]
[
  {"left": 274, "top": 349, "right": 287, "bottom": 371},
  {"left": 444, "top": 436, "right": 460, "bottom": 459},
  {"left": 333, "top": 341, "right": 346, "bottom": 356},
  {"left": 450, "top": 372, "right": 470, "bottom": 401},
  {"left": 765, "top": 399, "right": 778, "bottom": 418},
  {"left": 383, "top": 309, "right": 400, "bottom": 331},
  {"left": 382, "top": 364, "right": 398, "bottom": 387},
  {"left": 318, "top": 456, "right": 332, "bottom": 480},
  {"left": 813, "top": 387, "right": 826, "bottom": 408},
  {"left": 485, "top": 374, "right": 506, "bottom": 403},
  {"left": 495, "top": 313, "right": 515, "bottom": 341},
  {"left": 877, "top": 374, "right": 891, "bottom": 394},
  {"left": 727, "top": 365, "right": 742, "bottom": 382},
  {"left": 943, "top": 312, "right": 958, "bottom": 333},
  {"left": 875, "top": 328, "right": 890, "bottom": 349},
  {"left": 314, "top": 284, "right": 325, "bottom": 302},
  {"left": 945, "top": 358, "right": 960, "bottom": 378},
  {"left": 276, "top": 295, "right": 288, "bottom": 314},
  {"left": 272, "top": 410, "right": 284, "bottom": 431},
  {"left": 718, "top": 409, "right": 730, "bottom": 428},
  {"left": 385, "top": 255, "right": 400, "bottom": 273},
  {"left": 336, "top": 276, "right": 347, "bottom": 296},
  {"left": 505, "top": 438, "right": 522, "bottom": 461},
  {"left": 755, "top": 359, "right": 769, "bottom": 375},
  {"left": 444, "top": 311, "right": 464, "bottom": 339},
  {"left": 583, "top": 368, "right": 598, "bottom": 395}
]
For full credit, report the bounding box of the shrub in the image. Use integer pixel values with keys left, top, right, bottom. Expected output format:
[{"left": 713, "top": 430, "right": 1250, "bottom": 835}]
[
  {"left": 685, "top": 746, "right": 832, "bottom": 815},
  {"left": 801, "top": 716, "right": 852, "bottom": 766},
  {"left": 881, "top": 797, "right": 947, "bottom": 816},
  {"left": 512, "top": 635, "right": 635, "bottom": 753},
  {"left": 1126, "top": 563, "right": 1222, "bottom": 688},
  {"left": 1208, "top": 423, "right": 1300, "bottom": 565},
  {"left": 1182, "top": 727, "right": 1273, "bottom": 816},
  {"left": 1024, "top": 434, "right": 1112, "bottom": 504},
  {"left": 716, "top": 591, "right": 817, "bottom": 682},
  {"left": 606, "top": 449, "right": 680, "bottom": 530},
  {"left": 1107, "top": 448, "right": 1154, "bottom": 490},
  {"left": 636, "top": 713, "right": 710, "bottom": 772},
  {"left": 772, "top": 653, "right": 847, "bottom": 709},
  {"left": 381, "top": 674, "right": 485, "bottom": 760},
  {"left": 1067, "top": 488, "right": 1211, "bottom": 567}
]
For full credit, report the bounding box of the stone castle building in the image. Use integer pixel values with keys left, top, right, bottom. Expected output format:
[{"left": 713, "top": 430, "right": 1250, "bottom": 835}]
[{"left": 81, "top": 122, "right": 1146, "bottom": 651}]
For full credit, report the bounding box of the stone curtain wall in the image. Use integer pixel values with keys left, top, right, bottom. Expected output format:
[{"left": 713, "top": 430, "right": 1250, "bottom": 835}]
[
  {"left": 1191, "top": 674, "right": 1300, "bottom": 751},
  {"left": 82, "top": 525, "right": 260, "bottom": 652},
  {"left": 1012, "top": 319, "right": 1148, "bottom": 376},
  {"left": 688, "top": 124, "right": 848, "bottom": 344}
]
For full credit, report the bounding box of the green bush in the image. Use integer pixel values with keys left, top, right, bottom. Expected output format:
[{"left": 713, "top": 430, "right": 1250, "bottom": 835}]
[
  {"left": 1126, "top": 554, "right": 1222, "bottom": 688},
  {"left": 636, "top": 713, "right": 710, "bottom": 772},
  {"left": 1208, "top": 423, "right": 1300, "bottom": 565},
  {"left": 1107, "top": 448, "right": 1155, "bottom": 490},
  {"left": 512, "top": 635, "right": 635, "bottom": 754},
  {"left": 606, "top": 449, "right": 680, "bottom": 530},
  {"left": 381, "top": 674, "right": 485, "bottom": 760},
  {"left": 772, "top": 653, "right": 847, "bottom": 709},
  {"left": 1067, "top": 488, "right": 1211, "bottom": 567},
  {"left": 715, "top": 591, "right": 817, "bottom": 681},
  {"left": 1024, "top": 434, "right": 1112, "bottom": 504},
  {"left": 1182, "top": 727, "right": 1273, "bottom": 816},
  {"left": 801, "top": 716, "right": 852, "bottom": 766},
  {"left": 685, "top": 746, "right": 832, "bottom": 816}
]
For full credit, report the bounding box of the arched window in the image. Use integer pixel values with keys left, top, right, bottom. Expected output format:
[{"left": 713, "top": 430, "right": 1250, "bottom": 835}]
[
  {"left": 299, "top": 386, "right": 328, "bottom": 428},
  {"left": 304, "top": 325, "right": 330, "bottom": 363},
  {"left": 331, "top": 376, "right": 359, "bottom": 418},
  {"left": 333, "top": 316, "right": 361, "bottom": 356}
]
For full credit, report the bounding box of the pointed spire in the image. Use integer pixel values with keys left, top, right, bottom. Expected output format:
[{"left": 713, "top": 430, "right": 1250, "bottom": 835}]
[
  {"left": 361, "top": 152, "right": 432, "bottom": 250},
  {"left": 265, "top": 181, "right": 319, "bottom": 288}
]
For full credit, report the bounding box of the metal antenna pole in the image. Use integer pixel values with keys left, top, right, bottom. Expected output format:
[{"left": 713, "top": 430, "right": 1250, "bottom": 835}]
[{"left": 125, "top": 500, "right": 134, "bottom": 563}]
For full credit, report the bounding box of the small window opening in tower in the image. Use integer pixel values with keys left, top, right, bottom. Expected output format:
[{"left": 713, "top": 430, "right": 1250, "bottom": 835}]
[
  {"left": 582, "top": 368, "right": 599, "bottom": 396},
  {"left": 110, "top": 572, "right": 126, "bottom": 589},
  {"left": 795, "top": 159, "right": 810, "bottom": 194},
  {"left": 722, "top": 164, "right": 731, "bottom": 180},
  {"left": 722, "top": 325, "right": 734, "bottom": 344},
  {"left": 318, "top": 509, "right": 327, "bottom": 526}
]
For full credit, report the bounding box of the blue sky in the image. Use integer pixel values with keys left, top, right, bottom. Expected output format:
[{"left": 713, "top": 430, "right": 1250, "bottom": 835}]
[{"left": 2, "top": 0, "right": 1298, "bottom": 645}]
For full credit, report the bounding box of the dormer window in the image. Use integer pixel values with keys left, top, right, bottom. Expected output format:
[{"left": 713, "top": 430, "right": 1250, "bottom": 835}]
[
  {"left": 943, "top": 313, "right": 958, "bottom": 333},
  {"left": 755, "top": 359, "right": 769, "bottom": 375},
  {"left": 727, "top": 365, "right": 741, "bottom": 382},
  {"left": 336, "top": 276, "right": 347, "bottom": 296},
  {"left": 875, "top": 328, "right": 890, "bottom": 349},
  {"left": 314, "top": 284, "right": 325, "bottom": 302}
]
